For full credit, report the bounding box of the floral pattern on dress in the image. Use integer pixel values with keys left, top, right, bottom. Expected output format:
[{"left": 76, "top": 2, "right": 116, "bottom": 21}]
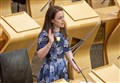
[{"left": 37, "top": 30, "right": 70, "bottom": 83}]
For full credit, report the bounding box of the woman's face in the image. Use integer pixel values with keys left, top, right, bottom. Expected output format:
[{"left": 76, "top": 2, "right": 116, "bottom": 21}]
[{"left": 52, "top": 11, "right": 65, "bottom": 28}]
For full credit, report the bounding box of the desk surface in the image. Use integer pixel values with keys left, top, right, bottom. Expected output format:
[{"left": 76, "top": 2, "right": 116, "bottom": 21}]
[
  {"left": 61, "top": 1, "right": 98, "bottom": 21},
  {"left": 89, "top": 64, "right": 120, "bottom": 82},
  {"left": 2, "top": 12, "right": 40, "bottom": 33}
]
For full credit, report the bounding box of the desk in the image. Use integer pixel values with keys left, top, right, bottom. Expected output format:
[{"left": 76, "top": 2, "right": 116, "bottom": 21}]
[
  {"left": 0, "top": 12, "right": 41, "bottom": 61},
  {"left": 95, "top": 6, "right": 120, "bottom": 42},
  {"left": 89, "top": 64, "right": 120, "bottom": 82},
  {"left": 95, "top": 6, "right": 120, "bottom": 64}
]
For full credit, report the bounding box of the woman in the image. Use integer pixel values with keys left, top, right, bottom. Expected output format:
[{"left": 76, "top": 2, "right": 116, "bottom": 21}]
[{"left": 37, "top": 6, "right": 80, "bottom": 83}]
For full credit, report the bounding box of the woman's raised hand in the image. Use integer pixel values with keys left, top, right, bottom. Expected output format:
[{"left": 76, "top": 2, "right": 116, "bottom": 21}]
[{"left": 48, "top": 29, "right": 54, "bottom": 44}]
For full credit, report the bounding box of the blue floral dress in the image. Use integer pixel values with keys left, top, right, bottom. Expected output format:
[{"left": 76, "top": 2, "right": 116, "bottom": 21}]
[{"left": 37, "top": 30, "right": 70, "bottom": 83}]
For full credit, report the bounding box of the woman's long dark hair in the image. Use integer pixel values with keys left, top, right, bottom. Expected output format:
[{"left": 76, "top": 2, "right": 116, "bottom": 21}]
[{"left": 42, "top": 5, "right": 68, "bottom": 39}]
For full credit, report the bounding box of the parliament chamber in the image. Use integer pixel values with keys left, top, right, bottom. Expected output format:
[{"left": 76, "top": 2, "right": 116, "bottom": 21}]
[{"left": 0, "top": 0, "right": 120, "bottom": 83}]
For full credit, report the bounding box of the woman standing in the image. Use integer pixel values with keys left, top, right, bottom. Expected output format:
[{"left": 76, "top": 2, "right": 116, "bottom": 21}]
[{"left": 37, "top": 6, "right": 80, "bottom": 83}]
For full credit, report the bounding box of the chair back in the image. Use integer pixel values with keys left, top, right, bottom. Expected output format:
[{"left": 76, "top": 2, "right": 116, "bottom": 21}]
[{"left": 0, "top": 48, "right": 33, "bottom": 83}]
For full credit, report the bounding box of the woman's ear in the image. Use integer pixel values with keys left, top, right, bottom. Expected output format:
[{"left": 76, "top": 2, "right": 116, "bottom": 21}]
[{"left": 51, "top": 19, "right": 54, "bottom": 24}]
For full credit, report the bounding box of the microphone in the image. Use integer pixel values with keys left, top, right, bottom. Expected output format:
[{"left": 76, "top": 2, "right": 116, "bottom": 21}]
[{"left": 72, "top": 59, "right": 88, "bottom": 83}]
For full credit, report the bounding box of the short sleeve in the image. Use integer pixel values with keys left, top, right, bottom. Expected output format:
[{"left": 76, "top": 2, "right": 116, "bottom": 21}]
[
  {"left": 64, "top": 38, "right": 71, "bottom": 52},
  {"left": 37, "top": 30, "right": 48, "bottom": 51}
]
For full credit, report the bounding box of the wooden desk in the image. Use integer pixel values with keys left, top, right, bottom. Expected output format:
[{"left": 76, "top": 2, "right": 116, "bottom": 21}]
[
  {"left": 95, "top": 6, "right": 120, "bottom": 64},
  {"left": 89, "top": 64, "right": 120, "bottom": 82},
  {"left": 0, "top": 12, "right": 41, "bottom": 61},
  {"left": 95, "top": 6, "right": 120, "bottom": 41}
]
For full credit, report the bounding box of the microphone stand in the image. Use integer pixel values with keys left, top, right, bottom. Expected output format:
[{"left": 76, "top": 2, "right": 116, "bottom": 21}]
[{"left": 72, "top": 59, "right": 88, "bottom": 83}]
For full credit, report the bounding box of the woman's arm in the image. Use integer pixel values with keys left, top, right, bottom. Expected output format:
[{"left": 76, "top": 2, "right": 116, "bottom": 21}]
[
  {"left": 37, "top": 29, "right": 54, "bottom": 59},
  {"left": 37, "top": 42, "right": 52, "bottom": 59},
  {"left": 65, "top": 51, "right": 80, "bottom": 73}
]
